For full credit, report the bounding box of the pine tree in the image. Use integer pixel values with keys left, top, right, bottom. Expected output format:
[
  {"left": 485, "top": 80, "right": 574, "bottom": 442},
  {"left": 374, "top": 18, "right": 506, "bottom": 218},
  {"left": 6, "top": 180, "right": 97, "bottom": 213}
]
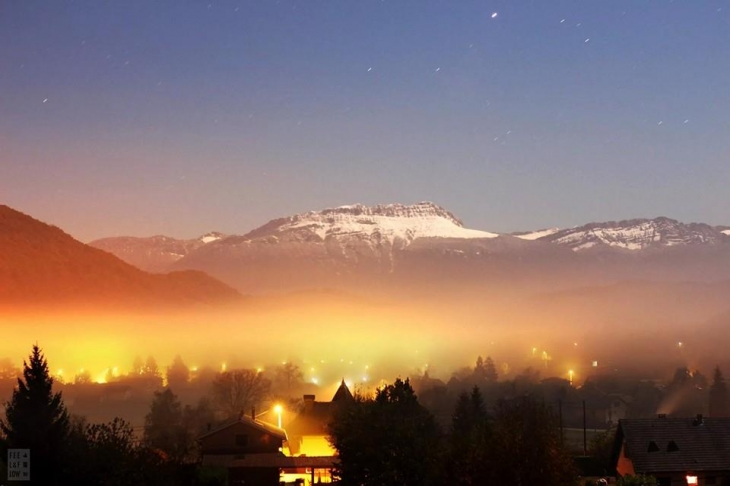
[
  {"left": 166, "top": 355, "right": 190, "bottom": 390},
  {"left": 143, "top": 388, "right": 189, "bottom": 463},
  {"left": 329, "top": 378, "right": 441, "bottom": 486},
  {"left": 449, "top": 387, "right": 492, "bottom": 485},
  {"left": 484, "top": 357, "right": 498, "bottom": 383},
  {"left": 1, "top": 345, "right": 70, "bottom": 485}
]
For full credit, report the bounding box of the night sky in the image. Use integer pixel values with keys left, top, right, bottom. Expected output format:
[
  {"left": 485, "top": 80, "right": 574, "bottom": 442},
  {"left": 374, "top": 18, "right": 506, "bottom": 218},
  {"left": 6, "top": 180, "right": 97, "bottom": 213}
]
[{"left": 2, "top": 1, "right": 729, "bottom": 241}]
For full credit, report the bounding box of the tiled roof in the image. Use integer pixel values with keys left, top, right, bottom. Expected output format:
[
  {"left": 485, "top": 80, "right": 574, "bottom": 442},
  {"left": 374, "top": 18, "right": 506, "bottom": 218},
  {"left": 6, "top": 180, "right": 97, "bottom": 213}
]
[
  {"left": 197, "top": 415, "right": 287, "bottom": 441},
  {"left": 617, "top": 417, "right": 730, "bottom": 473}
]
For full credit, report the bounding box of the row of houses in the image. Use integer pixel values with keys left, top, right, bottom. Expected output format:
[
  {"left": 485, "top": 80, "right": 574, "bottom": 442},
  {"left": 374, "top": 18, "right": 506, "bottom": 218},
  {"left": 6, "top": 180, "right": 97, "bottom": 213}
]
[{"left": 198, "top": 381, "right": 730, "bottom": 486}]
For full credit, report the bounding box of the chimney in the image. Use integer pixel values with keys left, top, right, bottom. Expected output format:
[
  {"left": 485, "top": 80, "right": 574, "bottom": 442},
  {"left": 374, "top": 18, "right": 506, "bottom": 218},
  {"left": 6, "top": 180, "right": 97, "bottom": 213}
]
[
  {"left": 303, "top": 394, "right": 315, "bottom": 412},
  {"left": 251, "top": 406, "right": 256, "bottom": 421}
]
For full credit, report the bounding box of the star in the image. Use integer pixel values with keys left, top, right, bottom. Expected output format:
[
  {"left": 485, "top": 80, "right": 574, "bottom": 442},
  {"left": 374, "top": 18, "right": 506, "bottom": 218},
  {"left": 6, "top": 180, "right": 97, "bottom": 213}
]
[
  {"left": 43, "top": 98, "right": 48, "bottom": 103},
  {"left": 491, "top": 12, "right": 498, "bottom": 19},
  {"left": 367, "top": 67, "right": 372, "bottom": 72}
]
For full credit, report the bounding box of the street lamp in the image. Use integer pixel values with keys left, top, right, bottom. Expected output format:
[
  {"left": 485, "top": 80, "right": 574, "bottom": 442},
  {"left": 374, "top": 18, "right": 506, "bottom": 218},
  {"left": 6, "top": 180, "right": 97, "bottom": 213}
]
[
  {"left": 273, "top": 404, "right": 283, "bottom": 428},
  {"left": 569, "top": 369, "right": 574, "bottom": 386}
]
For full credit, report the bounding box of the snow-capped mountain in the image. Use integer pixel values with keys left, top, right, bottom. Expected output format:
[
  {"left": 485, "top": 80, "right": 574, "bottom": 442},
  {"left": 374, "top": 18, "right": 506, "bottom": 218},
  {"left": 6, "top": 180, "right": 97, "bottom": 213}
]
[
  {"left": 512, "top": 228, "right": 561, "bottom": 241},
  {"left": 169, "top": 202, "right": 514, "bottom": 293},
  {"left": 90, "top": 203, "right": 730, "bottom": 295},
  {"left": 90, "top": 231, "right": 225, "bottom": 272},
  {"left": 538, "top": 217, "right": 729, "bottom": 251},
  {"left": 243, "top": 202, "right": 498, "bottom": 247}
]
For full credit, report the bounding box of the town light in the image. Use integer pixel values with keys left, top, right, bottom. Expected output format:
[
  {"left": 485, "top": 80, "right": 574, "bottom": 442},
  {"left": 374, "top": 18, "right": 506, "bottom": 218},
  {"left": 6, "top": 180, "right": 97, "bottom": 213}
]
[
  {"left": 273, "top": 404, "right": 283, "bottom": 428},
  {"left": 686, "top": 476, "right": 698, "bottom": 485}
]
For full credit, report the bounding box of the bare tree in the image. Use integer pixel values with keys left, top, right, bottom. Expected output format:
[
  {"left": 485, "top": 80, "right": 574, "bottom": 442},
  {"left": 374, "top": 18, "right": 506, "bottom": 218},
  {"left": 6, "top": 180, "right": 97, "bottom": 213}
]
[
  {"left": 274, "top": 362, "right": 303, "bottom": 395},
  {"left": 211, "top": 369, "right": 271, "bottom": 417}
]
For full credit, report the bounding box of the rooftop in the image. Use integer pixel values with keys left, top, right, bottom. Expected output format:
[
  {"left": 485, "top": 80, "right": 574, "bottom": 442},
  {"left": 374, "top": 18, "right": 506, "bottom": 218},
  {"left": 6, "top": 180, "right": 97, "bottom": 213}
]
[{"left": 615, "top": 416, "right": 730, "bottom": 473}]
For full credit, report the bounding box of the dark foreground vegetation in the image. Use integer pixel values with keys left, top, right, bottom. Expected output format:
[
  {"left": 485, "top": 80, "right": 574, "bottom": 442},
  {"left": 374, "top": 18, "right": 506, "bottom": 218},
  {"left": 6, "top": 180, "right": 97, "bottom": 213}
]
[{"left": 3, "top": 345, "right": 727, "bottom": 485}]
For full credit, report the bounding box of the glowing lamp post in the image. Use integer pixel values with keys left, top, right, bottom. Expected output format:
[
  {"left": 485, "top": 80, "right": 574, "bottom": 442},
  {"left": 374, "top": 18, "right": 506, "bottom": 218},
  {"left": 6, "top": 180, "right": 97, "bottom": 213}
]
[{"left": 274, "top": 404, "right": 283, "bottom": 429}]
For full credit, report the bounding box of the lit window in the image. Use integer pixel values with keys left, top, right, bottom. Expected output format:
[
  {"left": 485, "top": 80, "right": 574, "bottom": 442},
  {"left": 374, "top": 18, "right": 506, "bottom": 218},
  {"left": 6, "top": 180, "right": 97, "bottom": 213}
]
[{"left": 686, "top": 475, "right": 698, "bottom": 485}]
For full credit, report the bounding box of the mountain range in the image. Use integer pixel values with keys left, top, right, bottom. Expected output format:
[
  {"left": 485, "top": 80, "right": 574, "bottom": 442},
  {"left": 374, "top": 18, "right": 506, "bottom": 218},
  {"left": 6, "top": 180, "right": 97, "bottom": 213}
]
[
  {"left": 88, "top": 202, "right": 730, "bottom": 296},
  {"left": 0, "top": 205, "right": 240, "bottom": 310}
]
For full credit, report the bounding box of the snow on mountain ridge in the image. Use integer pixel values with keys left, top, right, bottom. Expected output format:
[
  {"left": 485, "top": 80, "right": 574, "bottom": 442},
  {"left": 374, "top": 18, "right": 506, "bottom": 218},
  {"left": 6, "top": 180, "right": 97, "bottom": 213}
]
[
  {"left": 199, "top": 232, "right": 225, "bottom": 244},
  {"left": 276, "top": 201, "right": 498, "bottom": 246},
  {"left": 542, "top": 217, "right": 725, "bottom": 251},
  {"left": 514, "top": 228, "right": 561, "bottom": 241}
]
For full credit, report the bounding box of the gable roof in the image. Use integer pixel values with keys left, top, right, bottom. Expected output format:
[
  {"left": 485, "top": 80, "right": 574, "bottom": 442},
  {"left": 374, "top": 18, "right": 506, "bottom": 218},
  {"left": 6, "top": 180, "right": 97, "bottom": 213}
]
[
  {"left": 287, "top": 381, "right": 354, "bottom": 437},
  {"left": 198, "top": 415, "right": 287, "bottom": 441},
  {"left": 615, "top": 417, "right": 730, "bottom": 473},
  {"left": 332, "top": 379, "right": 353, "bottom": 402}
]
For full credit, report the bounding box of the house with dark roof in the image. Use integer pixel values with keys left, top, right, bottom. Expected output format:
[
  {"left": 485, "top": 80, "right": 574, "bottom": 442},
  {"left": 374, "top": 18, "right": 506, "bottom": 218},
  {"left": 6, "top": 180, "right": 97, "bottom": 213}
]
[
  {"left": 198, "top": 412, "right": 288, "bottom": 486},
  {"left": 275, "top": 380, "right": 353, "bottom": 484},
  {"left": 612, "top": 415, "right": 730, "bottom": 486},
  {"left": 285, "top": 379, "right": 353, "bottom": 458}
]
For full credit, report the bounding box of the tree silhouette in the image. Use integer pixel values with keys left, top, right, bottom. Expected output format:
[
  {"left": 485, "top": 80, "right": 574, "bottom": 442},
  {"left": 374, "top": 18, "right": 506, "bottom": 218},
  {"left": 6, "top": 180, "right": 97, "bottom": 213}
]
[
  {"left": 449, "top": 387, "right": 492, "bottom": 485},
  {"left": 0, "top": 345, "right": 70, "bottom": 484},
  {"left": 274, "top": 362, "right": 303, "bottom": 396},
  {"left": 329, "top": 378, "right": 441, "bottom": 486},
  {"left": 474, "top": 356, "right": 486, "bottom": 381},
  {"left": 484, "top": 357, "right": 498, "bottom": 383},
  {"left": 709, "top": 366, "right": 729, "bottom": 417},
  {"left": 143, "top": 388, "right": 189, "bottom": 462},
  {"left": 74, "top": 369, "right": 92, "bottom": 385},
  {"left": 211, "top": 369, "right": 271, "bottom": 417},
  {"left": 490, "top": 397, "right": 577, "bottom": 486},
  {"left": 166, "top": 355, "right": 190, "bottom": 390},
  {"left": 144, "top": 356, "right": 160, "bottom": 377}
]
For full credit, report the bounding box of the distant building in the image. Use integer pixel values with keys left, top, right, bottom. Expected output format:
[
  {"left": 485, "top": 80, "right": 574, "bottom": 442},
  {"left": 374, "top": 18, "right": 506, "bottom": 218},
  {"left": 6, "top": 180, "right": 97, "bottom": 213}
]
[
  {"left": 198, "top": 381, "right": 353, "bottom": 486},
  {"left": 285, "top": 379, "right": 353, "bottom": 458},
  {"left": 280, "top": 380, "right": 354, "bottom": 484},
  {"left": 612, "top": 415, "right": 730, "bottom": 486},
  {"left": 199, "top": 412, "right": 288, "bottom": 486}
]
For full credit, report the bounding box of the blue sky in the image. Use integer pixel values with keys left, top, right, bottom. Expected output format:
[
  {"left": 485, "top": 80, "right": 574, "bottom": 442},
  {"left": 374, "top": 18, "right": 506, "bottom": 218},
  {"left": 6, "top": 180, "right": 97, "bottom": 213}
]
[{"left": 2, "top": 1, "right": 729, "bottom": 240}]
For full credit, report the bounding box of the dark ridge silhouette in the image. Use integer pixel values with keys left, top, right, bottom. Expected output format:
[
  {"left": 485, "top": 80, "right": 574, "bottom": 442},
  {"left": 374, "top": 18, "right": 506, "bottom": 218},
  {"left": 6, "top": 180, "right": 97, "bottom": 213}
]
[{"left": 0, "top": 205, "right": 240, "bottom": 310}]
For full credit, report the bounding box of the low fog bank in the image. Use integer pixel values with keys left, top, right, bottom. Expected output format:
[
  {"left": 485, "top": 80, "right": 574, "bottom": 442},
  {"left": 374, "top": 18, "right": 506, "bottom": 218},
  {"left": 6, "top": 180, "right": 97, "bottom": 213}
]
[
  {"left": 2, "top": 280, "right": 729, "bottom": 391},
  {"left": 1, "top": 283, "right": 729, "bottom": 435}
]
